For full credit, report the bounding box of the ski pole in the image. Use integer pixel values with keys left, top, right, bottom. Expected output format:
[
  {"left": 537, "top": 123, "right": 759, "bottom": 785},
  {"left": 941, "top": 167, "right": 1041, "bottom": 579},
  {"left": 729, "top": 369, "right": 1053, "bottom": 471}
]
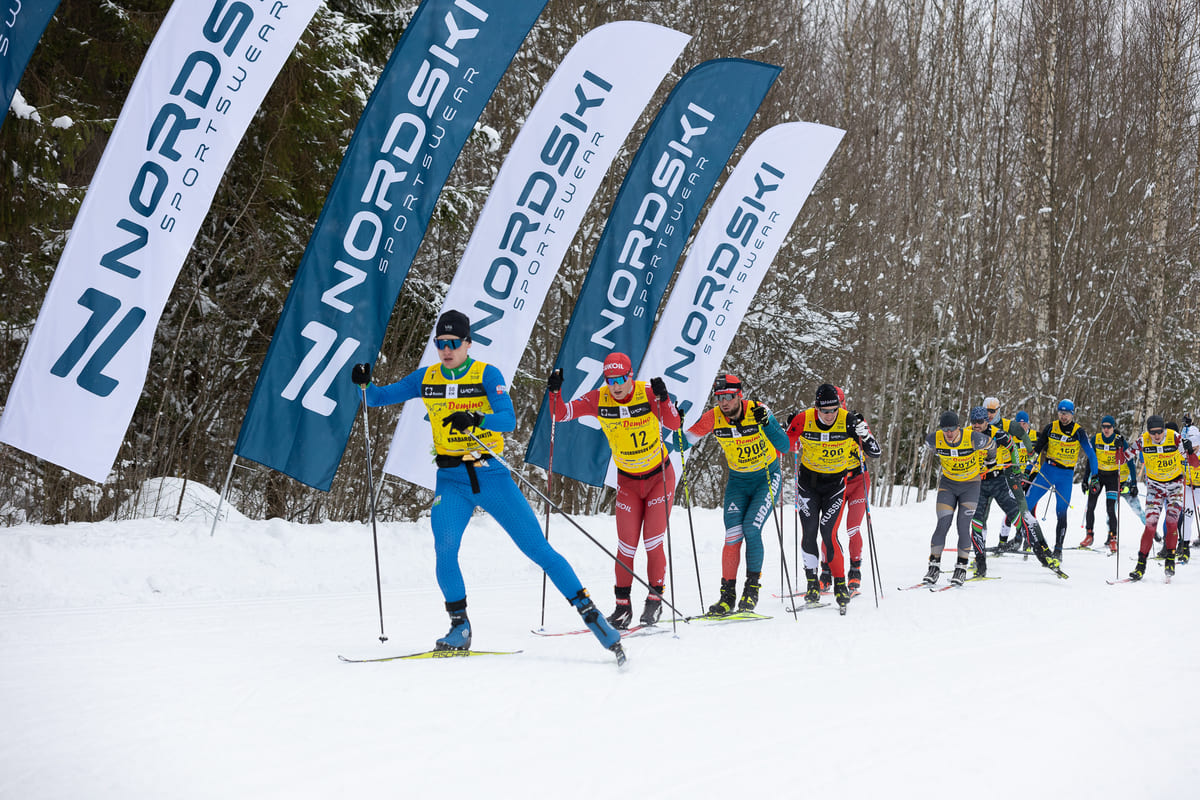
[
  {"left": 765, "top": 466, "right": 798, "bottom": 620},
  {"left": 359, "top": 389, "right": 388, "bottom": 643},
  {"left": 539, "top": 414, "right": 555, "bottom": 630},
  {"left": 674, "top": 424, "right": 705, "bottom": 611},
  {"left": 1115, "top": 467, "right": 1121, "bottom": 581},
  {"left": 463, "top": 429, "right": 689, "bottom": 620},
  {"left": 659, "top": 443, "right": 679, "bottom": 635},
  {"left": 792, "top": 452, "right": 800, "bottom": 598},
  {"left": 862, "top": 463, "right": 882, "bottom": 608}
]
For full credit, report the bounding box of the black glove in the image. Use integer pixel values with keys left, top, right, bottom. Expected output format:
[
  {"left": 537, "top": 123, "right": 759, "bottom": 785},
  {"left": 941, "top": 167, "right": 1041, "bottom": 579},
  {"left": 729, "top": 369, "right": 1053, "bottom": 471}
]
[
  {"left": 547, "top": 368, "right": 563, "bottom": 393},
  {"left": 849, "top": 410, "right": 870, "bottom": 440},
  {"left": 650, "top": 377, "right": 670, "bottom": 403},
  {"left": 1087, "top": 477, "right": 1101, "bottom": 496},
  {"left": 1126, "top": 480, "right": 1138, "bottom": 498},
  {"left": 442, "top": 410, "right": 483, "bottom": 432},
  {"left": 1184, "top": 438, "right": 1195, "bottom": 455},
  {"left": 1185, "top": 413, "right": 1194, "bottom": 427},
  {"left": 351, "top": 362, "right": 371, "bottom": 386},
  {"left": 752, "top": 405, "right": 769, "bottom": 426},
  {"left": 994, "top": 429, "right": 1012, "bottom": 448}
]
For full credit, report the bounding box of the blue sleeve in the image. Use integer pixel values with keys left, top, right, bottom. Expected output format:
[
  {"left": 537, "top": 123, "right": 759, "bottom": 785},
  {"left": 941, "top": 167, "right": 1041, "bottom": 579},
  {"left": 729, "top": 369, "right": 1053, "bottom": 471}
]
[
  {"left": 1078, "top": 428, "right": 1099, "bottom": 473},
  {"left": 364, "top": 367, "right": 425, "bottom": 407},
  {"left": 479, "top": 364, "right": 516, "bottom": 433},
  {"left": 764, "top": 411, "right": 791, "bottom": 453}
]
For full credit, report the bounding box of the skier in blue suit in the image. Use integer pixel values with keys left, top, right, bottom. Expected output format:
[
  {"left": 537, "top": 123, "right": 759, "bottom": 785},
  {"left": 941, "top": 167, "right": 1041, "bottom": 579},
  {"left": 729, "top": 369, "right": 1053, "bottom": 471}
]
[
  {"left": 353, "top": 310, "right": 624, "bottom": 663},
  {"left": 1023, "top": 399, "right": 1098, "bottom": 559}
]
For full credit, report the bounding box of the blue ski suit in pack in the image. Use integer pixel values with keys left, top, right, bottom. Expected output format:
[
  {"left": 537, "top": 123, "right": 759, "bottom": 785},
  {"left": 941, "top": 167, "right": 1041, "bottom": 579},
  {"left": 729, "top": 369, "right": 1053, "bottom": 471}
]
[{"left": 1025, "top": 418, "right": 1098, "bottom": 553}]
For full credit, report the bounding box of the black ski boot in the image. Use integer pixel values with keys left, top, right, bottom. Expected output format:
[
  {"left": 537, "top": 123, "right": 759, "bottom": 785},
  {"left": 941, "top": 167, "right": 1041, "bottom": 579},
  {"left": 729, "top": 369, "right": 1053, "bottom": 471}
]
[
  {"left": 847, "top": 559, "right": 863, "bottom": 593},
  {"left": 708, "top": 578, "right": 737, "bottom": 616},
  {"left": 736, "top": 571, "right": 761, "bottom": 612},
  {"left": 1179, "top": 540, "right": 1191, "bottom": 565},
  {"left": 435, "top": 598, "right": 471, "bottom": 651},
  {"left": 833, "top": 577, "right": 851, "bottom": 614},
  {"left": 639, "top": 585, "right": 664, "bottom": 626},
  {"left": 1165, "top": 549, "right": 1177, "bottom": 578},
  {"left": 607, "top": 585, "right": 633, "bottom": 630},
  {"left": 804, "top": 569, "right": 821, "bottom": 604},
  {"left": 1130, "top": 552, "right": 1148, "bottom": 581},
  {"left": 950, "top": 557, "right": 969, "bottom": 586},
  {"left": 973, "top": 551, "right": 987, "bottom": 579},
  {"left": 922, "top": 557, "right": 941, "bottom": 585}
]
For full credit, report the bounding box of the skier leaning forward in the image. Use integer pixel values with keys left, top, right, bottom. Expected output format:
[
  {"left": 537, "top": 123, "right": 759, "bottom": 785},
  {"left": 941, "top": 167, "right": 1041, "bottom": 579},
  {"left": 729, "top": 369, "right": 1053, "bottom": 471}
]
[
  {"left": 922, "top": 411, "right": 995, "bottom": 586},
  {"left": 548, "top": 352, "right": 681, "bottom": 629},
  {"left": 785, "top": 383, "right": 882, "bottom": 610},
  {"left": 968, "top": 407, "right": 1031, "bottom": 577},
  {"left": 1124, "top": 415, "right": 1200, "bottom": 581},
  {"left": 682, "top": 374, "right": 791, "bottom": 615},
  {"left": 1023, "top": 399, "right": 1098, "bottom": 559}
]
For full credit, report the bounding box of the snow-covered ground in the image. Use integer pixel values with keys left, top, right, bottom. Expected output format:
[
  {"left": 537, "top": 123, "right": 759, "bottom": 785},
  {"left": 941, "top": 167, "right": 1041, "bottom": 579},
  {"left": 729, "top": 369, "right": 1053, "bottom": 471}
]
[{"left": 2, "top": 478, "right": 1197, "bottom": 799}]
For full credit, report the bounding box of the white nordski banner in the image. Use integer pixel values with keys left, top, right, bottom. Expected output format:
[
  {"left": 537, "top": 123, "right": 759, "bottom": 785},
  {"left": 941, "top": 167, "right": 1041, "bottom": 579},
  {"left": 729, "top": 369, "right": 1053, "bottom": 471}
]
[
  {"left": 609, "top": 121, "right": 845, "bottom": 487},
  {"left": 383, "top": 21, "right": 690, "bottom": 489},
  {"left": 0, "top": 0, "right": 319, "bottom": 482}
]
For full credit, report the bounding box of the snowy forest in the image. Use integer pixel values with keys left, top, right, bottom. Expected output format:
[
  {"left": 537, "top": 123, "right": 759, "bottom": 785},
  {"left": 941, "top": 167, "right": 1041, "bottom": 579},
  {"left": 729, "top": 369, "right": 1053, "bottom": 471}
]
[{"left": 2, "top": 0, "right": 1199, "bottom": 525}]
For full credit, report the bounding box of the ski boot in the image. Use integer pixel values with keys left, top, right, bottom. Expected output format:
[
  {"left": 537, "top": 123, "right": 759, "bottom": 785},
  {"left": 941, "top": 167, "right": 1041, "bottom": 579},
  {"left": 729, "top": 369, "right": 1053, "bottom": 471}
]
[
  {"left": 996, "top": 535, "right": 1012, "bottom": 553},
  {"left": 708, "top": 578, "right": 737, "bottom": 615},
  {"left": 1106, "top": 531, "right": 1118, "bottom": 553},
  {"left": 922, "top": 558, "right": 941, "bottom": 585},
  {"left": 435, "top": 599, "right": 471, "bottom": 651},
  {"left": 804, "top": 570, "right": 821, "bottom": 604},
  {"left": 1129, "top": 553, "right": 1148, "bottom": 581},
  {"left": 1164, "top": 549, "right": 1177, "bottom": 578},
  {"left": 570, "top": 589, "right": 625, "bottom": 665},
  {"left": 736, "top": 572, "right": 761, "bottom": 612},
  {"left": 639, "top": 585, "right": 664, "bottom": 626},
  {"left": 607, "top": 585, "right": 633, "bottom": 630},
  {"left": 1080, "top": 531, "right": 1094, "bottom": 548},
  {"left": 951, "top": 558, "right": 969, "bottom": 586},
  {"left": 819, "top": 562, "right": 832, "bottom": 593},
  {"left": 973, "top": 552, "right": 987, "bottom": 579},
  {"left": 833, "top": 577, "right": 851, "bottom": 614},
  {"left": 847, "top": 560, "right": 863, "bottom": 593},
  {"left": 1179, "top": 540, "right": 1191, "bottom": 565}
]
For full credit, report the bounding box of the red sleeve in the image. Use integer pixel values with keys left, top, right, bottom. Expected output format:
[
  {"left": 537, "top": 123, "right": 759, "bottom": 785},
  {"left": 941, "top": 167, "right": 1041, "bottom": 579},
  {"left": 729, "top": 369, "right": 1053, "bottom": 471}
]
[
  {"left": 686, "top": 408, "right": 717, "bottom": 438},
  {"left": 786, "top": 409, "right": 810, "bottom": 452},
  {"left": 550, "top": 388, "right": 601, "bottom": 422}
]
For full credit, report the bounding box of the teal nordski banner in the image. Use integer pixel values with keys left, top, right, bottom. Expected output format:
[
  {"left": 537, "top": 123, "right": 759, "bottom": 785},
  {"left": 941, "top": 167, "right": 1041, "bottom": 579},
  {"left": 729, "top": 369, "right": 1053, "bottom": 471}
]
[
  {"left": 235, "top": 0, "right": 548, "bottom": 490},
  {"left": 524, "top": 58, "right": 780, "bottom": 486},
  {"left": 0, "top": 0, "right": 61, "bottom": 129}
]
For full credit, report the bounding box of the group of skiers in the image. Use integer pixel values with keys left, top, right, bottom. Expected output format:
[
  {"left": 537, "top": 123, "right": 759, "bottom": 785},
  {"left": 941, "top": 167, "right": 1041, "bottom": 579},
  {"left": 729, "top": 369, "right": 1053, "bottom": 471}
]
[
  {"left": 922, "top": 398, "right": 1200, "bottom": 588},
  {"left": 352, "top": 309, "right": 1199, "bottom": 664}
]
